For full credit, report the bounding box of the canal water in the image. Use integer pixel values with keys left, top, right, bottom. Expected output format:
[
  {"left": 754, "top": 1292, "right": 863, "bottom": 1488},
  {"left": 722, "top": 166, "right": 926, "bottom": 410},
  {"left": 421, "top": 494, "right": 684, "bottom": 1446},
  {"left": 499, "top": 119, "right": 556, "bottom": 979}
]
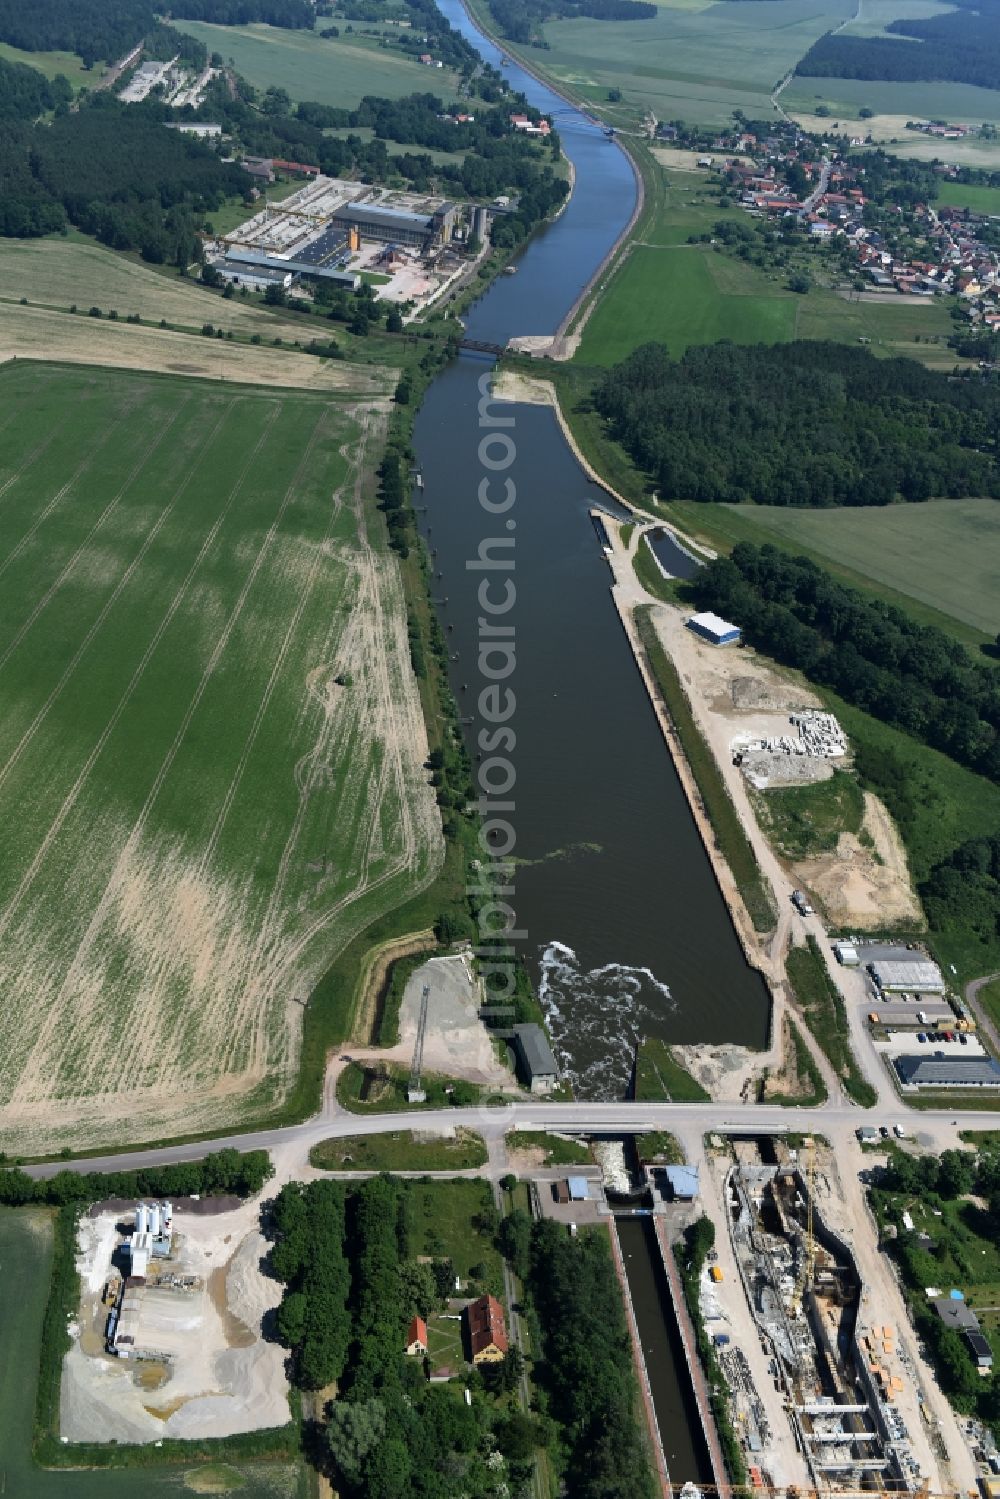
[
  {"left": 414, "top": 1, "right": 770, "bottom": 1097},
  {"left": 617, "top": 1216, "right": 714, "bottom": 1486}
]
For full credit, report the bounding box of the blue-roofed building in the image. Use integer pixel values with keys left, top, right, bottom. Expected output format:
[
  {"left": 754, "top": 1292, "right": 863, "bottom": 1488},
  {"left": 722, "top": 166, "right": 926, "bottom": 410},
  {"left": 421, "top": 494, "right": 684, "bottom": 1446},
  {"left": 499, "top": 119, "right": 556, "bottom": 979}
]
[
  {"left": 567, "top": 1177, "right": 590, "bottom": 1201},
  {"left": 665, "top": 1164, "right": 700, "bottom": 1201}
]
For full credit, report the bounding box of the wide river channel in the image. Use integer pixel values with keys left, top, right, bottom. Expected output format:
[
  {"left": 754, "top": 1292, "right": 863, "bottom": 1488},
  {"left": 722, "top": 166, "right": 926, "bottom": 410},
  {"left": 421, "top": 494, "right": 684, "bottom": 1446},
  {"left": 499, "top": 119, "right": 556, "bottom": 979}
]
[{"left": 416, "top": 0, "right": 771, "bottom": 1097}]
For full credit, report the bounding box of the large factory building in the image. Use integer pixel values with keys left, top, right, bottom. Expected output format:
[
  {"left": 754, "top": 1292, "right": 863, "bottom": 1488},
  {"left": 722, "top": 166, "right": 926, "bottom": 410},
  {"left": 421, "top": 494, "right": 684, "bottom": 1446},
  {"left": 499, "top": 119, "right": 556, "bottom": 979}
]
[{"left": 333, "top": 200, "right": 456, "bottom": 251}]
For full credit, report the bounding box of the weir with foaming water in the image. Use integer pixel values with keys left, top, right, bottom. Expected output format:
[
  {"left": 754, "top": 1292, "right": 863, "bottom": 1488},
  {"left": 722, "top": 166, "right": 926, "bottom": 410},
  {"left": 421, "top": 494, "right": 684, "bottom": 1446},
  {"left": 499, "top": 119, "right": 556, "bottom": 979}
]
[{"left": 414, "top": 0, "right": 770, "bottom": 1100}]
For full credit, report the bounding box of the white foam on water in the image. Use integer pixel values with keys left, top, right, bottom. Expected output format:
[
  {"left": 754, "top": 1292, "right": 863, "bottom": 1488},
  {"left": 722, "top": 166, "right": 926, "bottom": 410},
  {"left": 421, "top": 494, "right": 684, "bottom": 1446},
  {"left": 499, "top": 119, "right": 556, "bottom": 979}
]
[{"left": 538, "top": 939, "right": 676, "bottom": 1099}]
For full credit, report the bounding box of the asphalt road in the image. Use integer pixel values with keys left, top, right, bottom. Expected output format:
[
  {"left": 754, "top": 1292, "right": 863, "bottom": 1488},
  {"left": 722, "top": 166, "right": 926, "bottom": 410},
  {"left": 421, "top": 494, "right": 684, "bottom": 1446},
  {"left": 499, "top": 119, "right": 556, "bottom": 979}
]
[{"left": 25, "top": 1095, "right": 993, "bottom": 1179}]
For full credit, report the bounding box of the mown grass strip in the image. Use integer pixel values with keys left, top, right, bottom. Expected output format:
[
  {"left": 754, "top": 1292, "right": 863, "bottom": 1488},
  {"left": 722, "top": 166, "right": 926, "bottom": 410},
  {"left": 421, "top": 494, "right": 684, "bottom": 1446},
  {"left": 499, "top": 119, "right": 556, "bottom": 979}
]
[
  {"left": 506, "top": 1130, "right": 592, "bottom": 1165},
  {"left": 634, "top": 604, "right": 776, "bottom": 933},
  {"left": 786, "top": 937, "right": 877, "bottom": 1107},
  {"left": 309, "top": 1128, "right": 487, "bottom": 1172},
  {"left": 634, "top": 1037, "right": 709, "bottom": 1102}
]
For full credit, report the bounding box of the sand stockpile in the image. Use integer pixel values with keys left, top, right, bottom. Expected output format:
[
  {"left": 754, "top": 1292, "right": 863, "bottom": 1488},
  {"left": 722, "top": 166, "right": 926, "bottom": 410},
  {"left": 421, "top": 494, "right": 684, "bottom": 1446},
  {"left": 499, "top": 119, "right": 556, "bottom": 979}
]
[{"left": 62, "top": 1203, "right": 289, "bottom": 1445}]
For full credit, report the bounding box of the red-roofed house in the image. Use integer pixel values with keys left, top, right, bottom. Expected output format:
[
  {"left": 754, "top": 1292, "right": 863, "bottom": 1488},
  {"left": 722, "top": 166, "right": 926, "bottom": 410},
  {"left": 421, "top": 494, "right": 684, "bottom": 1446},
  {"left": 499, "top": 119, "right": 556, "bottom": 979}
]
[
  {"left": 406, "top": 1316, "right": 428, "bottom": 1356},
  {"left": 466, "top": 1294, "right": 508, "bottom": 1364}
]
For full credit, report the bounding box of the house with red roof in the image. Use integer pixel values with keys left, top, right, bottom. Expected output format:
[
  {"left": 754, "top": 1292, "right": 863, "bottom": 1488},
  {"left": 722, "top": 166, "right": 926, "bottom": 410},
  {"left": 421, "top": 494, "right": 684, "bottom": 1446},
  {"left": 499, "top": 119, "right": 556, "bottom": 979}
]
[{"left": 465, "top": 1294, "right": 508, "bottom": 1364}]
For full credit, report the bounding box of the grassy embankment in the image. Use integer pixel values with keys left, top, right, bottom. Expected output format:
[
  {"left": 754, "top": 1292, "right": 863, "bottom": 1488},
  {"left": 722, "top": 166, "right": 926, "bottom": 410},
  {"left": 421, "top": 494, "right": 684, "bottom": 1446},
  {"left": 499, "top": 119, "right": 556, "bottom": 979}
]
[
  {"left": 634, "top": 1130, "right": 683, "bottom": 1163},
  {"left": 634, "top": 604, "right": 777, "bottom": 933},
  {"left": 762, "top": 1018, "right": 829, "bottom": 1107},
  {"left": 506, "top": 1130, "right": 592, "bottom": 1165},
  {"left": 634, "top": 1038, "right": 710, "bottom": 1102},
  {"left": 336, "top": 1061, "right": 495, "bottom": 1113},
  {"left": 309, "top": 1128, "right": 488, "bottom": 1171},
  {"left": 786, "top": 938, "right": 877, "bottom": 1106},
  {"left": 753, "top": 770, "right": 865, "bottom": 862}
]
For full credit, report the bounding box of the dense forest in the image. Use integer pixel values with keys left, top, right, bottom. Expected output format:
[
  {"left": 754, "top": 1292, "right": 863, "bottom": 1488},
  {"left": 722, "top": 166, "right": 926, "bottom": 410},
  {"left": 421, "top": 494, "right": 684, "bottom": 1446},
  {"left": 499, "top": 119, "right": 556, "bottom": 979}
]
[
  {"left": 689, "top": 544, "right": 1000, "bottom": 780},
  {"left": 593, "top": 342, "right": 1000, "bottom": 507},
  {"left": 0, "top": 57, "right": 72, "bottom": 121},
  {"left": 486, "top": 0, "right": 655, "bottom": 47},
  {"left": 269, "top": 1176, "right": 538, "bottom": 1498},
  {"left": 0, "top": 0, "right": 311, "bottom": 68},
  {"left": 0, "top": 98, "right": 245, "bottom": 256},
  {"left": 921, "top": 834, "right": 1000, "bottom": 959},
  {"left": 797, "top": 0, "right": 1000, "bottom": 91}
]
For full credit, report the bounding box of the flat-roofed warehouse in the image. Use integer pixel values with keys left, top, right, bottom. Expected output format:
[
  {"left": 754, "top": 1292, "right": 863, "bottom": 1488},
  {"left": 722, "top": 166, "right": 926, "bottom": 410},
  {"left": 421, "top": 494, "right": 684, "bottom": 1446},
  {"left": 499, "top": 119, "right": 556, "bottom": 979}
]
[
  {"left": 895, "top": 1054, "right": 1000, "bottom": 1088},
  {"left": 868, "top": 958, "right": 946, "bottom": 993},
  {"left": 333, "top": 200, "right": 456, "bottom": 250},
  {"left": 686, "top": 611, "right": 741, "bottom": 646}
]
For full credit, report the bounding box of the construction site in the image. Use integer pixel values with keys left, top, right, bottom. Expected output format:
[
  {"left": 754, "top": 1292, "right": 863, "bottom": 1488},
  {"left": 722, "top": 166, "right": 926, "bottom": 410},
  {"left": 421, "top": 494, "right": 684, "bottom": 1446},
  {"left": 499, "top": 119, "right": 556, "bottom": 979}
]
[
  {"left": 62, "top": 1197, "right": 288, "bottom": 1443},
  {"left": 712, "top": 1136, "right": 941, "bottom": 1496},
  {"left": 208, "top": 176, "right": 492, "bottom": 313}
]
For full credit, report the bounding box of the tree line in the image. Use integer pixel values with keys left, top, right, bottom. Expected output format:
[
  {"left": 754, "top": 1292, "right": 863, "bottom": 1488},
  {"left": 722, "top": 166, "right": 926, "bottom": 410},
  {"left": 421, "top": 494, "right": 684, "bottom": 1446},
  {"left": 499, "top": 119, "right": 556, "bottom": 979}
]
[
  {"left": 0, "top": 1147, "right": 274, "bottom": 1206},
  {"left": 593, "top": 340, "right": 1000, "bottom": 508},
  {"left": 487, "top": 0, "right": 655, "bottom": 46},
  {"left": 518, "top": 1216, "right": 657, "bottom": 1499},
  {"left": 268, "top": 1176, "right": 535, "bottom": 1498},
  {"left": 689, "top": 543, "right": 1000, "bottom": 780},
  {"left": 0, "top": 0, "right": 311, "bottom": 68},
  {"left": 920, "top": 833, "right": 1000, "bottom": 962},
  {"left": 0, "top": 97, "right": 246, "bottom": 257},
  {"left": 0, "top": 56, "right": 72, "bottom": 121},
  {"left": 796, "top": 0, "right": 1000, "bottom": 92}
]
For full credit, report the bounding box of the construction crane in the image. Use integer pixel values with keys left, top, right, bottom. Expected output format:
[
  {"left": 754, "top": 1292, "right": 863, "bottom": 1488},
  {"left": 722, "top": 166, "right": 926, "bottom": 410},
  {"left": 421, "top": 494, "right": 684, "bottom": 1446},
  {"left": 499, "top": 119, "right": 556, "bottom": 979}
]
[{"left": 407, "top": 984, "right": 430, "bottom": 1103}]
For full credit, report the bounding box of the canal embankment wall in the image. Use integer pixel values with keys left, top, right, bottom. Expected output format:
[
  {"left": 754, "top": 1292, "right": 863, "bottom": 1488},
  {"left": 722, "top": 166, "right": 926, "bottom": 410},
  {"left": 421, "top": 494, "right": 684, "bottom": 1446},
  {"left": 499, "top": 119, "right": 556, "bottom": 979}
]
[
  {"left": 653, "top": 1217, "right": 730, "bottom": 1493},
  {"left": 607, "top": 1218, "right": 673, "bottom": 1498},
  {"left": 606, "top": 575, "right": 779, "bottom": 1058}
]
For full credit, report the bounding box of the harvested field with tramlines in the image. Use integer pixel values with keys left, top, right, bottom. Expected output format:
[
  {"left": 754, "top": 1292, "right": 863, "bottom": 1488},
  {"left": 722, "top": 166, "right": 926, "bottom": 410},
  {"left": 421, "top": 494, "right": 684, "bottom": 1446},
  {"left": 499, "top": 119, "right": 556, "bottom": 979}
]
[{"left": 0, "top": 362, "right": 442, "bottom": 1154}]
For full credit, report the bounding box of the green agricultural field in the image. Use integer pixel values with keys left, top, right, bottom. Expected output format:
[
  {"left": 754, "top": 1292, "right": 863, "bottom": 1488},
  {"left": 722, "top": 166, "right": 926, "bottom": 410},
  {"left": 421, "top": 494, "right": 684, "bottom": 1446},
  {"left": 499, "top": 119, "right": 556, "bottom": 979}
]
[
  {"left": 836, "top": 0, "right": 954, "bottom": 38},
  {"left": 723, "top": 498, "right": 1000, "bottom": 636},
  {"left": 935, "top": 181, "right": 1000, "bottom": 215},
  {"left": 0, "top": 362, "right": 441, "bottom": 1157},
  {"left": 0, "top": 39, "right": 92, "bottom": 90},
  {"left": 786, "top": 75, "right": 1000, "bottom": 125},
  {"left": 505, "top": 0, "right": 856, "bottom": 125},
  {"left": 574, "top": 165, "right": 956, "bottom": 367},
  {"left": 174, "top": 20, "right": 459, "bottom": 106},
  {"left": 0, "top": 237, "right": 331, "bottom": 342},
  {"left": 576, "top": 244, "right": 797, "bottom": 364}
]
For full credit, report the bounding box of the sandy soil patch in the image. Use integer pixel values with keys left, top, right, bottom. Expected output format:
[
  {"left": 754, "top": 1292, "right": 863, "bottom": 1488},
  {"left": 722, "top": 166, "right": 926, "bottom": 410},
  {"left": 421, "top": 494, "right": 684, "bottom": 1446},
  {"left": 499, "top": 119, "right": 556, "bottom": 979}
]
[
  {"left": 671, "top": 1039, "right": 771, "bottom": 1101},
  {"left": 647, "top": 606, "right": 920, "bottom": 932},
  {"left": 62, "top": 1199, "right": 288, "bottom": 1445},
  {"left": 794, "top": 790, "right": 922, "bottom": 930},
  {"left": 651, "top": 147, "right": 752, "bottom": 171},
  {"left": 395, "top": 952, "right": 511, "bottom": 1086},
  {"left": 491, "top": 369, "right": 558, "bottom": 406},
  {"left": 760, "top": 1013, "right": 817, "bottom": 1102},
  {"left": 0, "top": 303, "right": 391, "bottom": 394}
]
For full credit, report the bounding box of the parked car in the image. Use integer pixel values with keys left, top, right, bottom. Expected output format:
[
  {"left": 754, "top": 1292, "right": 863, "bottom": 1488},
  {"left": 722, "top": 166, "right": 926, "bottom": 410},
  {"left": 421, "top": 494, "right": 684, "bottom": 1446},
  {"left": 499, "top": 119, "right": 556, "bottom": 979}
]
[
  {"left": 879, "top": 1126, "right": 890, "bottom": 1138},
  {"left": 959, "top": 1033, "right": 969, "bottom": 1046},
  {"left": 917, "top": 1032, "right": 927, "bottom": 1043}
]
